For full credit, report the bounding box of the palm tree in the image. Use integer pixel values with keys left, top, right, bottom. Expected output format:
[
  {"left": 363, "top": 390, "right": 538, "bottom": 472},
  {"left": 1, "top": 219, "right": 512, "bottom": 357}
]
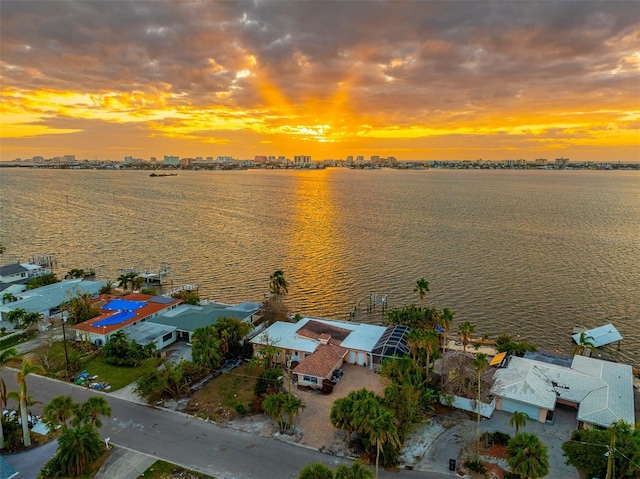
[
  {"left": 365, "top": 407, "right": 400, "bottom": 479},
  {"left": 439, "top": 308, "right": 455, "bottom": 387},
  {"left": 43, "top": 395, "right": 76, "bottom": 431},
  {"left": 507, "top": 433, "right": 550, "bottom": 479},
  {"left": 14, "top": 359, "right": 45, "bottom": 446},
  {"left": 330, "top": 396, "right": 356, "bottom": 447},
  {"left": 406, "top": 329, "right": 423, "bottom": 362},
  {"left": 413, "top": 278, "right": 430, "bottom": 303},
  {"left": 76, "top": 396, "right": 112, "bottom": 428},
  {"left": 472, "top": 352, "right": 488, "bottom": 452},
  {"left": 283, "top": 393, "right": 305, "bottom": 431},
  {"left": 509, "top": 411, "right": 529, "bottom": 435},
  {"left": 98, "top": 281, "right": 114, "bottom": 295},
  {"left": 269, "top": 270, "right": 289, "bottom": 298},
  {"left": 0, "top": 348, "right": 18, "bottom": 449},
  {"left": 335, "top": 461, "right": 373, "bottom": 479},
  {"left": 298, "top": 462, "right": 334, "bottom": 479},
  {"left": 131, "top": 275, "right": 144, "bottom": 291},
  {"left": 57, "top": 424, "right": 104, "bottom": 477},
  {"left": 421, "top": 329, "right": 439, "bottom": 374},
  {"left": 116, "top": 273, "right": 130, "bottom": 290},
  {"left": 262, "top": 393, "right": 288, "bottom": 432},
  {"left": 64, "top": 269, "right": 85, "bottom": 279},
  {"left": 457, "top": 321, "right": 476, "bottom": 354},
  {"left": 2, "top": 292, "right": 17, "bottom": 304},
  {"left": 572, "top": 332, "right": 596, "bottom": 357}
]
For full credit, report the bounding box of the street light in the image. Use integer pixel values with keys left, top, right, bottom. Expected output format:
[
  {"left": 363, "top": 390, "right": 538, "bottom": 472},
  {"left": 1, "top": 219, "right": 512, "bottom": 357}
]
[{"left": 61, "top": 311, "right": 70, "bottom": 380}]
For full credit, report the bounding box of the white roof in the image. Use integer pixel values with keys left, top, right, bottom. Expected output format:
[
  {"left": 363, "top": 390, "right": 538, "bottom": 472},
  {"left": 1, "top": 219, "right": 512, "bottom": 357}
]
[
  {"left": 492, "top": 356, "right": 635, "bottom": 428},
  {"left": 571, "top": 355, "right": 635, "bottom": 427},
  {"left": 251, "top": 321, "right": 319, "bottom": 353},
  {"left": 572, "top": 323, "right": 623, "bottom": 348},
  {"left": 250, "top": 316, "right": 387, "bottom": 354},
  {"left": 0, "top": 279, "right": 106, "bottom": 314}
]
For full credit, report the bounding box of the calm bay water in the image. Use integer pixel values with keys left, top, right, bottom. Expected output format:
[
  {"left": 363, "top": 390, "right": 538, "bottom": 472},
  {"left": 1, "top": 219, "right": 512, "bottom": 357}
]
[{"left": 1, "top": 168, "right": 639, "bottom": 366}]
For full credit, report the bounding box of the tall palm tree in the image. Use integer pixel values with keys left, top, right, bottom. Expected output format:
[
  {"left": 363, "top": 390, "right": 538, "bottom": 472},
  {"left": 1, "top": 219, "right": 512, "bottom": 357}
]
[
  {"left": 14, "top": 359, "right": 45, "bottom": 446},
  {"left": 509, "top": 411, "right": 530, "bottom": 435},
  {"left": 507, "top": 433, "right": 550, "bottom": 479},
  {"left": 413, "top": 278, "right": 430, "bottom": 303},
  {"left": 366, "top": 407, "right": 400, "bottom": 479},
  {"left": 269, "top": 270, "right": 289, "bottom": 298},
  {"left": 472, "top": 352, "right": 488, "bottom": 452},
  {"left": 335, "top": 460, "right": 374, "bottom": 479},
  {"left": 406, "top": 329, "right": 422, "bottom": 362},
  {"left": 0, "top": 348, "right": 18, "bottom": 449},
  {"left": 2, "top": 292, "right": 17, "bottom": 304},
  {"left": 439, "top": 308, "right": 455, "bottom": 387},
  {"left": 57, "top": 424, "right": 104, "bottom": 477},
  {"left": 457, "top": 321, "right": 476, "bottom": 354},
  {"left": 421, "top": 329, "right": 439, "bottom": 374},
  {"left": 43, "top": 395, "right": 76, "bottom": 431}
]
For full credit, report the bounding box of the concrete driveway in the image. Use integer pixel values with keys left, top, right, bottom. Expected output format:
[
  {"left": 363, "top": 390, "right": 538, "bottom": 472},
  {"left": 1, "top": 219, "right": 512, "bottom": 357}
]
[{"left": 418, "top": 406, "right": 580, "bottom": 478}]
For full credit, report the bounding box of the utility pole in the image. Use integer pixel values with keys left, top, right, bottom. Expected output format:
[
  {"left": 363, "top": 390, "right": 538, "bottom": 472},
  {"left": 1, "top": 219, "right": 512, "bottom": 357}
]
[{"left": 605, "top": 426, "right": 616, "bottom": 479}]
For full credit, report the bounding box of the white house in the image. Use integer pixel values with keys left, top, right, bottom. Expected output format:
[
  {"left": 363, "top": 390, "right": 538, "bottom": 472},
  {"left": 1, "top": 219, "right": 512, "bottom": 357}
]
[
  {"left": 251, "top": 317, "right": 410, "bottom": 389},
  {"left": 491, "top": 355, "right": 635, "bottom": 429}
]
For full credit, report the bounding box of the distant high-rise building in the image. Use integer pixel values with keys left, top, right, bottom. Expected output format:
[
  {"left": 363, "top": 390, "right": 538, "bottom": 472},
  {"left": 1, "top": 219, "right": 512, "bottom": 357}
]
[
  {"left": 294, "top": 155, "right": 311, "bottom": 165},
  {"left": 355, "top": 155, "right": 364, "bottom": 165},
  {"left": 163, "top": 155, "right": 179, "bottom": 166},
  {"left": 555, "top": 157, "right": 570, "bottom": 167}
]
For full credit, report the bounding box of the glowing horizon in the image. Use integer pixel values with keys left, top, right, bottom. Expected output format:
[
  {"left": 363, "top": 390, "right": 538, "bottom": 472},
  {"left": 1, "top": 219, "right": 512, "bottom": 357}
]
[{"left": 1, "top": 1, "right": 639, "bottom": 162}]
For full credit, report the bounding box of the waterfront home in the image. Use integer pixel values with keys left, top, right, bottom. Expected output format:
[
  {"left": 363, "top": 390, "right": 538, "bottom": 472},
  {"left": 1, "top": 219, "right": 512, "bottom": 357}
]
[
  {"left": 72, "top": 293, "right": 181, "bottom": 347},
  {"left": 148, "top": 300, "right": 260, "bottom": 342},
  {"left": 0, "top": 278, "right": 106, "bottom": 320},
  {"left": 0, "top": 262, "right": 50, "bottom": 286},
  {"left": 491, "top": 355, "right": 635, "bottom": 429},
  {"left": 251, "top": 317, "right": 410, "bottom": 389}
]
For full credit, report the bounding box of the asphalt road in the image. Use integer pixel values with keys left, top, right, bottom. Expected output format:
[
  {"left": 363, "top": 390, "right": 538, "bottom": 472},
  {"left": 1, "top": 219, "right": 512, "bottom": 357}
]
[{"left": 1, "top": 370, "right": 454, "bottom": 479}]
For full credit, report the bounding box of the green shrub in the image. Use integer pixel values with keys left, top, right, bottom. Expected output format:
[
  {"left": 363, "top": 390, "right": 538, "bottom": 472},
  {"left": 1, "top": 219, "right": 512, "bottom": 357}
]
[
  {"left": 464, "top": 458, "right": 487, "bottom": 474},
  {"left": 234, "top": 404, "right": 247, "bottom": 416},
  {"left": 480, "top": 430, "right": 511, "bottom": 446}
]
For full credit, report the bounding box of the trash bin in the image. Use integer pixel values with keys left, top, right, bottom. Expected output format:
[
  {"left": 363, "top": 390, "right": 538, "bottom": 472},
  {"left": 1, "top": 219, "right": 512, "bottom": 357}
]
[{"left": 449, "top": 459, "right": 456, "bottom": 471}]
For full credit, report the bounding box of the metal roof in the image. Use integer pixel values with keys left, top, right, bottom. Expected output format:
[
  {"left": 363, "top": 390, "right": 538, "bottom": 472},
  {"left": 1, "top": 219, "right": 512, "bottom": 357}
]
[
  {"left": 0, "top": 279, "right": 106, "bottom": 314},
  {"left": 492, "top": 355, "right": 635, "bottom": 428},
  {"left": 572, "top": 323, "right": 623, "bottom": 348},
  {"left": 151, "top": 301, "right": 257, "bottom": 333},
  {"left": 123, "top": 322, "right": 176, "bottom": 345}
]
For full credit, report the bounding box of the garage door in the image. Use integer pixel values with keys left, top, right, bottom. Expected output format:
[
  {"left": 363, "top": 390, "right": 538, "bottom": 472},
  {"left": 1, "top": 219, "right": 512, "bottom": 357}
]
[
  {"left": 349, "top": 351, "right": 356, "bottom": 364},
  {"left": 501, "top": 398, "right": 540, "bottom": 420},
  {"left": 357, "top": 352, "right": 365, "bottom": 365}
]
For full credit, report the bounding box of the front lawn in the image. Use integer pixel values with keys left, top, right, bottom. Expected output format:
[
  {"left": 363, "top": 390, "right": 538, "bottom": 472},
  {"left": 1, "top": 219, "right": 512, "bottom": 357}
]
[
  {"left": 137, "top": 460, "right": 215, "bottom": 479},
  {"left": 80, "top": 356, "right": 162, "bottom": 391},
  {"left": 185, "top": 362, "right": 258, "bottom": 422}
]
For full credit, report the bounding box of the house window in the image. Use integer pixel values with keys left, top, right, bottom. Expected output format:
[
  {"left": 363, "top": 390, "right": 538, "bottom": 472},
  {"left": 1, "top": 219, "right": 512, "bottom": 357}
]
[
  {"left": 302, "top": 376, "right": 318, "bottom": 384},
  {"left": 162, "top": 332, "right": 173, "bottom": 342}
]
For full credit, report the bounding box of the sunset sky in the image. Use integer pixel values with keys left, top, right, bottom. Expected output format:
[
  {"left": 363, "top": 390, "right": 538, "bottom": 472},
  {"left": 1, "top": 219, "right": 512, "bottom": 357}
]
[{"left": 1, "top": 0, "right": 639, "bottom": 162}]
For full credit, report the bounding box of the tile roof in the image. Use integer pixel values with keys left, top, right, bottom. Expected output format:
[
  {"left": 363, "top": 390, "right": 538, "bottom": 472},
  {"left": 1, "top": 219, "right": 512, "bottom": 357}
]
[{"left": 293, "top": 343, "right": 348, "bottom": 379}]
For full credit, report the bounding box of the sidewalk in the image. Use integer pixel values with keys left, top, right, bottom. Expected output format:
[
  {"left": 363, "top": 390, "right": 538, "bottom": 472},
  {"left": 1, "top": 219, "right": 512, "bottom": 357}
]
[{"left": 94, "top": 446, "right": 156, "bottom": 479}]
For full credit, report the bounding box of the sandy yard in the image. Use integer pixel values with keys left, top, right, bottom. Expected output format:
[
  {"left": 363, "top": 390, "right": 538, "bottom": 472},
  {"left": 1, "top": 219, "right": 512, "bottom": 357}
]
[{"left": 285, "top": 363, "right": 389, "bottom": 452}]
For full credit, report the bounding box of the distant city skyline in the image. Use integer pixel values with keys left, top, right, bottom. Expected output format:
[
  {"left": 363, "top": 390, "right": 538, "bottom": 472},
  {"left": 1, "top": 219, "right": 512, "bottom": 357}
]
[{"left": 1, "top": 1, "right": 639, "bottom": 162}]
